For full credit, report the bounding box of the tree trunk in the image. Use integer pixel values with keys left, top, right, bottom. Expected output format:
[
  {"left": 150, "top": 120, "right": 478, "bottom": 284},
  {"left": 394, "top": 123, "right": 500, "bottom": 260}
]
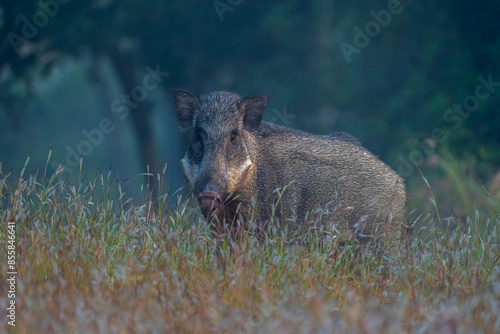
[{"left": 109, "top": 46, "right": 161, "bottom": 178}]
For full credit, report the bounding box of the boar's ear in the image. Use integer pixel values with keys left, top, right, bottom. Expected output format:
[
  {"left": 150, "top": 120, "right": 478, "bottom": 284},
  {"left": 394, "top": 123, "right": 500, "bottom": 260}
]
[
  {"left": 174, "top": 90, "right": 198, "bottom": 128},
  {"left": 241, "top": 95, "right": 267, "bottom": 130}
]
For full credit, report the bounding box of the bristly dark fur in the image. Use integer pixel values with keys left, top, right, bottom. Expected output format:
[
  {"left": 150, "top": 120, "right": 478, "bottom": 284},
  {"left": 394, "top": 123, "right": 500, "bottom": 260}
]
[{"left": 175, "top": 90, "right": 407, "bottom": 247}]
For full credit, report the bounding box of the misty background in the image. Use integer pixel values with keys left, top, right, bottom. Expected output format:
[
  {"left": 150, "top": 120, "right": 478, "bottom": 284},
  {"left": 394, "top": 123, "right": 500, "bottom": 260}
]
[{"left": 1, "top": 0, "right": 499, "bottom": 216}]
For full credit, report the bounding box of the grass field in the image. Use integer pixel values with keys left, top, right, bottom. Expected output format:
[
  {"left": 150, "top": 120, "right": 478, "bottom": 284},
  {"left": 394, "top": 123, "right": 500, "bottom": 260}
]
[{"left": 1, "top": 156, "right": 499, "bottom": 333}]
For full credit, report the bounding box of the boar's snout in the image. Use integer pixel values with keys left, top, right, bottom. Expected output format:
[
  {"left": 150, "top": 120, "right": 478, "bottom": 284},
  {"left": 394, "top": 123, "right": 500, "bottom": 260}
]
[{"left": 198, "top": 190, "right": 222, "bottom": 220}]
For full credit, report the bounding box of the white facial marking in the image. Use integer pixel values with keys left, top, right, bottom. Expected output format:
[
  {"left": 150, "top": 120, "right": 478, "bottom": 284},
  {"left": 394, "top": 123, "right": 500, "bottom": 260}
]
[
  {"left": 237, "top": 158, "right": 253, "bottom": 178},
  {"left": 181, "top": 155, "right": 198, "bottom": 186}
]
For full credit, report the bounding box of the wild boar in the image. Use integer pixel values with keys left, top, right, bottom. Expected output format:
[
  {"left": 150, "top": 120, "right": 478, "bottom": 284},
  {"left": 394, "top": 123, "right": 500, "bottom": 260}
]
[{"left": 175, "top": 90, "right": 406, "bottom": 245}]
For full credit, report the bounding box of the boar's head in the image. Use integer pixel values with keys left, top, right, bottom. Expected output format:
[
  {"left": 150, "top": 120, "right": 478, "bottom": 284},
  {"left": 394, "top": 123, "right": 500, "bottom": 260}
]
[{"left": 174, "top": 90, "right": 266, "bottom": 223}]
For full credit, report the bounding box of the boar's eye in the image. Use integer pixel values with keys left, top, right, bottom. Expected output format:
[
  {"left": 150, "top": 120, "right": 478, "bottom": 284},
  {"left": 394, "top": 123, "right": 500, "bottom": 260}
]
[
  {"left": 192, "top": 130, "right": 204, "bottom": 153},
  {"left": 189, "top": 130, "right": 204, "bottom": 163},
  {"left": 194, "top": 133, "right": 202, "bottom": 143},
  {"left": 193, "top": 128, "right": 203, "bottom": 143},
  {"left": 230, "top": 129, "right": 238, "bottom": 143}
]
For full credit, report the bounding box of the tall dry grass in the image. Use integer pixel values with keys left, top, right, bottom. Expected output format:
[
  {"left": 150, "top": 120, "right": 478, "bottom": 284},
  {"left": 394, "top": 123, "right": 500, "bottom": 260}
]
[{"left": 0, "top": 153, "right": 499, "bottom": 333}]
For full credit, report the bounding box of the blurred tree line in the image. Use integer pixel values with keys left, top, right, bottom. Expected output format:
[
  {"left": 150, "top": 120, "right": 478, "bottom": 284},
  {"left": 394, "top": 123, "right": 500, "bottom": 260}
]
[{"left": 1, "top": 0, "right": 499, "bottom": 201}]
